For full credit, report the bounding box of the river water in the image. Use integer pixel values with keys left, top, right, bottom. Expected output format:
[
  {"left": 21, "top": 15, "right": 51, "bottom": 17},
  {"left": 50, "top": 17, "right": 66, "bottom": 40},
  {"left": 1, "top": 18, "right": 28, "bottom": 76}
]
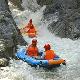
[{"left": 0, "top": 0, "right": 80, "bottom": 80}]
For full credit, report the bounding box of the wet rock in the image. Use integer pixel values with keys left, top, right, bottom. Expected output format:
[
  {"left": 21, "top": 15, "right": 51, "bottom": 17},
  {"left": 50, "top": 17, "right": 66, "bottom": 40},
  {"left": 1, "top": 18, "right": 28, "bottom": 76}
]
[
  {"left": 37, "top": 0, "right": 80, "bottom": 39},
  {"left": 9, "top": 0, "right": 24, "bottom": 11},
  {"left": 0, "top": 39, "right": 5, "bottom": 52},
  {"left": 0, "top": 58, "right": 9, "bottom": 67},
  {"left": 0, "top": 0, "right": 27, "bottom": 66}
]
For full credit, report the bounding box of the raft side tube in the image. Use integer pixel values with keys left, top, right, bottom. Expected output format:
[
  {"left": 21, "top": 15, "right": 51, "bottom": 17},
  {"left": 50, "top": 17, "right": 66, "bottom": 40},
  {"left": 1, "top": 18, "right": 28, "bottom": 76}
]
[
  {"left": 48, "top": 59, "right": 65, "bottom": 65},
  {"left": 28, "top": 33, "right": 36, "bottom": 38},
  {"left": 16, "top": 48, "right": 66, "bottom": 67}
]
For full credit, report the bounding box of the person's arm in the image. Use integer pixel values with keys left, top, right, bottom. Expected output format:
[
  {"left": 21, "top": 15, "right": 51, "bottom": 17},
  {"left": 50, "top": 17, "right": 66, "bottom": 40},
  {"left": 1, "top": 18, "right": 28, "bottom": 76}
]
[
  {"left": 25, "top": 23, "right": 30, "bottom": 28},
  {"left": 26, "top": 45, "right": 30, "bottom": 55},
  {"left": 26, "top": 29, "right": 30, "bottom": 33}
]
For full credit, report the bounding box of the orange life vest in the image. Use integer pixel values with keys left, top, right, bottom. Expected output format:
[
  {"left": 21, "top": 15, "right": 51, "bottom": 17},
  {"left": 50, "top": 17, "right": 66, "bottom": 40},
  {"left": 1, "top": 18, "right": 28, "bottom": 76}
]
[
  {"left": 27, "top": 27, "right": 36, "bottom": 37},
  {"left": 25, "top": 23, "right": 35, "bottom": 29},
  {"left": 27, "top": 28, "right": 36, "bottom": 33},
  {"left": 44, "top": 50, "right": 56, "bottom": 60},
  {"left": 27, "top": 45, "right": 38, "bottom": 57}
]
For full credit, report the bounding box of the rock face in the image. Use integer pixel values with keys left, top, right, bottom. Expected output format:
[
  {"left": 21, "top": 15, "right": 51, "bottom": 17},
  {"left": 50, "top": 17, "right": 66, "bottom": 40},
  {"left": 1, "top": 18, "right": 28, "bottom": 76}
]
[
  {"left": 9, "top": 0, "right": 24, "bottom": 10},
  {"left": 0, "top": 58, "right": 9, "bottom": 67},
  {"left": 37, "top": 0, "right": 80, "bottom": 39},
  {"left": 0, "top": 0, "right": 27, "bottom": 66}
]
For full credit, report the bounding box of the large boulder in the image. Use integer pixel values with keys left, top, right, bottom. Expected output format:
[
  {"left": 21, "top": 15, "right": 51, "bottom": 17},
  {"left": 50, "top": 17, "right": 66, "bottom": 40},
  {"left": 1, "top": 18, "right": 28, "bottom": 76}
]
[
  {"left": 0, "top": 0, "right": 27, "bottom": 66},
  {"left": 37, "top": 0, "right": 80, "bottom": 39}
]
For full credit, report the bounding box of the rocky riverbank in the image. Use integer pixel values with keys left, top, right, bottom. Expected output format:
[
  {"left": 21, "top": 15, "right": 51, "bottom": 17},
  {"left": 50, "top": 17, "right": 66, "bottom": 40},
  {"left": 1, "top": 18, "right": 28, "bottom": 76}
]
[{"left": 0, "top": 0, "right": 27, "bottom": 67}]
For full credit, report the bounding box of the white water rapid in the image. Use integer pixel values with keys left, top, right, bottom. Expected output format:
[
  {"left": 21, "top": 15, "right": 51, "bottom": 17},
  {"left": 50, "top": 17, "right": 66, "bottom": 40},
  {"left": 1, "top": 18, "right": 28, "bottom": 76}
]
[{"left": 0, "top": 0, "right": 80, "bottom": 80}]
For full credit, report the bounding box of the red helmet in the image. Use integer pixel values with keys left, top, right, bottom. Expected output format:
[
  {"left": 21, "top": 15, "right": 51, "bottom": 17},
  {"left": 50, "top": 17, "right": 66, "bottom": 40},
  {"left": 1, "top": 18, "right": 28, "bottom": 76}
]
[
  {"left": 29, "top": 19, "right": 32, "bottom": 23},
  {"left": 44, "top": 44, "right": 51, "bottom": 50},
  {"left": 32, "top": 39, "right": 37, "bottom": 43}
]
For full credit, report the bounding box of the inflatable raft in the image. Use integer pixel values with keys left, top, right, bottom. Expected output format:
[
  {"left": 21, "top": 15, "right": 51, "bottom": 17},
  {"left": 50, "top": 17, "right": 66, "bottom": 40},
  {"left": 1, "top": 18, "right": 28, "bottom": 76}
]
[
  {"left": 16, "top": 48, "right": 66, "bottom": 68},
  {"left": 20, "top": 29, "right": 36, "bottom": 38},
  {"left": 27, "top": 33, "right": 36, "bottom": 38}
]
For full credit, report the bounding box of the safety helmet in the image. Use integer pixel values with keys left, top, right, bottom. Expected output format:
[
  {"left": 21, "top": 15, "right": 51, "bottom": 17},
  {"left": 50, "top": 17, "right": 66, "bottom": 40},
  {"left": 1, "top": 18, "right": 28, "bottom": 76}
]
[
  {"left": 32, "top": 39, "right": 37, "bottom": 43},
  {"left": 44, "top": 44, "right": 51, "bottom": 50},
  {"left": 29, "top": 19, "right": 32, "bottom": 23}
]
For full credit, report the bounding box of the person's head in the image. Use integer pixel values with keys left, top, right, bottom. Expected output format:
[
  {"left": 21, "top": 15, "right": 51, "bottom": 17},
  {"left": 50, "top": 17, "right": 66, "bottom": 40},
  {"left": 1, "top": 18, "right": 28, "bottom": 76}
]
[
  {"left": 44, "top": 44, "right": 51, "bottom": 51},
  {"left": 29, "top": 19, "right": 32, "bottom": 24},
  {"left": 32, "top": 39, "right": 37, "bottom": 46},
  {"left": 30, "top": 24, "right": 34, "bottom": 29}
]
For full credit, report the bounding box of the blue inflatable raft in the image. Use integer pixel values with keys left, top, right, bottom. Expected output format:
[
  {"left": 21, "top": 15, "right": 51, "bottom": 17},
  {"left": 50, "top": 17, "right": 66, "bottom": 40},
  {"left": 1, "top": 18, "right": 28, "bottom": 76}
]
[{"left": 16, "top": 48, "right": 66, "bottom": 68}]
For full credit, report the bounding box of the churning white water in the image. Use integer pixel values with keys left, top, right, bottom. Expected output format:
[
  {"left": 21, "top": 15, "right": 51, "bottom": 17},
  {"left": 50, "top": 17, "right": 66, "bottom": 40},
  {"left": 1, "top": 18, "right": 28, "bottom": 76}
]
[{"left": 0, "top": 0, "right": 80, "bottom": 80}]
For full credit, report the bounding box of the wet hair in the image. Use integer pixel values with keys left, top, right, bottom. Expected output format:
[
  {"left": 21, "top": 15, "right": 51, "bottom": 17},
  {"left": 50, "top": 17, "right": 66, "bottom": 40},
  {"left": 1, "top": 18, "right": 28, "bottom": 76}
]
[{"left": 44, "top": 44, "right": 51, "bottom": 50}]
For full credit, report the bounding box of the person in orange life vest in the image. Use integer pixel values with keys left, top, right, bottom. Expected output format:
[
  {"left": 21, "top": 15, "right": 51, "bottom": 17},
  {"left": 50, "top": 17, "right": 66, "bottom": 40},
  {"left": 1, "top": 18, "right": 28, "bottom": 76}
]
[
  {"left": 26, "top": 39, "right": 39, "bottom": 57},
  {"left": 25, "top": 19, "right": 32, "bottom": 29},
  {"left": 24, "top": 19, "right": 37, "bottom": 33},
  {"left": 20, "top": 19, "right": 32, "bottom": 33},
  {"left": 26, "top": 21, "right": 37, "bottom": 37},
  {"left": 41, "top": 44, "right": 56, "bottom": 60}
]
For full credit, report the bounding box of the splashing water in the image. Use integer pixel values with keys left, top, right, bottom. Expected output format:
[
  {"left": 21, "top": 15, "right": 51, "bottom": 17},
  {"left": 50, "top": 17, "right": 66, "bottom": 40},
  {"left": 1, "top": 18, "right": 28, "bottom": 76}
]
[
  {"left": 0, "top": 1, "right": 80, "bottom": 80},
  {"left": 22, "top": 0, "right": 40, "bottom": 11}
]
